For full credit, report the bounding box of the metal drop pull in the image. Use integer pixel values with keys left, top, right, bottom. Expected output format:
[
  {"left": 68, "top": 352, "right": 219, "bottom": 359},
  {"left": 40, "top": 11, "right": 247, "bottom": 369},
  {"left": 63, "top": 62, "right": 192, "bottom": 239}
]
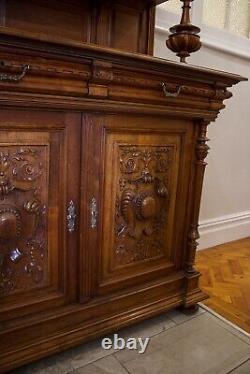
[
  {"left": 90, "top": 198, "right": 98, "bottom": 229},
  {"left": 0, "top": 63, "right": 30, "bottom": 83},
  {"left": 162, "top": 82, "right": 182, "bottom": 98},
  {"left": 67, "top": 200, "right": 76, "bottom": 233}
]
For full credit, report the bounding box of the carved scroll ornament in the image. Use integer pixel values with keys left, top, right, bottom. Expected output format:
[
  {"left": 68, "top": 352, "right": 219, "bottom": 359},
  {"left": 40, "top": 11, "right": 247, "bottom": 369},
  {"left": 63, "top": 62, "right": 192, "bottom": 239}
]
[
  {"left": 114, "top": 145, "right": 174, "bottom": 266},
  {"left": 0, "top": 147, "right": 47, "bottom": 295}
]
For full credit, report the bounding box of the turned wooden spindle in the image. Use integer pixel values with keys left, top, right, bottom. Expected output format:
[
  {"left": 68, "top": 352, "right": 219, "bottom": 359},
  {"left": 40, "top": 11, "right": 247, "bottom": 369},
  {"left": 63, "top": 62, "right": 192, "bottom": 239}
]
[{"left": 166, "top": 0, "right": 201, "bottom": 63}]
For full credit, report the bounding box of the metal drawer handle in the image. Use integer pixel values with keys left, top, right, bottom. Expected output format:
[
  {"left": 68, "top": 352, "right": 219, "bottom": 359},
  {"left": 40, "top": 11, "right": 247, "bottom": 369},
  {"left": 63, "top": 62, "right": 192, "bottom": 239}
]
[
  {"left": 91, "top": 198, "right": 98, "bottom": 229},
  {"left": 67, "top": 200, "right": 76, "bottom": 233},
  {"left": 0, "top": 63, "right": 30, "bottom": 83},
  {"left": 162, "top": 82, "right": 182, "bottom": 98}
]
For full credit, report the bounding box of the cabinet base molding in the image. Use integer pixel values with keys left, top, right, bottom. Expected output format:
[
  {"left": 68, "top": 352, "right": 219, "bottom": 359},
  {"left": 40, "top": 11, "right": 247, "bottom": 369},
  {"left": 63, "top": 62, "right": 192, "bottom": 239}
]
[{"left": 0, "top": 273, "right": 206, "bottom": 372}]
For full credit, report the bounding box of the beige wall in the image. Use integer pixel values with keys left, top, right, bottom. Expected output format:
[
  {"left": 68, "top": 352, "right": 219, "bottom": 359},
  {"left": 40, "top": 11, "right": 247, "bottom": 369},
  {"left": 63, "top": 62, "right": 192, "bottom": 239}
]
[{"left": 154, "top": 30, "right": 250, "bottom": 248}]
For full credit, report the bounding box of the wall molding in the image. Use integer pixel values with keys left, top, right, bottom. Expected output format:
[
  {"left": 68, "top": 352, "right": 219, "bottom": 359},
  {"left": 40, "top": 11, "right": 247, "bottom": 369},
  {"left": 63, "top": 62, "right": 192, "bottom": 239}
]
[{"left": 198, "top": 211, "right": 250, "bottom": 250}]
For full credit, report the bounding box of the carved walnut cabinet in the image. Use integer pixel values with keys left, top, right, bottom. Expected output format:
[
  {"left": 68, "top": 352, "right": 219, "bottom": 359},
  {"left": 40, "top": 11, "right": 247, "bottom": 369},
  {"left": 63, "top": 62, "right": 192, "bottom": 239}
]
[{"left": 0, "top": 0, "right": 246, "bottom": 371}]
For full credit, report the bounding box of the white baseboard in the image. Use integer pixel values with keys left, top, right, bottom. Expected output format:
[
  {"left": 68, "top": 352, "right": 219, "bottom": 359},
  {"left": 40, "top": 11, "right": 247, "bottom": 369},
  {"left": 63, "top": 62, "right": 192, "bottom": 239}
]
[{"left": 198, "top": 211, "right": 250, "bottom": 250}]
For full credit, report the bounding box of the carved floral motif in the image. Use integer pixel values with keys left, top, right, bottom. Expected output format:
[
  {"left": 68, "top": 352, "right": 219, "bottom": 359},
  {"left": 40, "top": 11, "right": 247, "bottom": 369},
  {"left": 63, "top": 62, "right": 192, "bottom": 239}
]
[
  {"left": 114, "top": 145, "right": 174, "bottom": 266},
  {"left": 0, "top": 146, "right": 47, "bottom": 295}
]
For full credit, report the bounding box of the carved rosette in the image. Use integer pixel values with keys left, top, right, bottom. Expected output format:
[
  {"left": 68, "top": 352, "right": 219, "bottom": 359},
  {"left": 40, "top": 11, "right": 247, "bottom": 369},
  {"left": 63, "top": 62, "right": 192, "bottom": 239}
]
[
  {"left": 185, "top": 122, "right": 209, "bottom": 274},
  {"left": 114, "top": 145, "right": 174, "bottom": 266},
  {"left": 0, "top": 147, "right": 47, "bottom": 295}
]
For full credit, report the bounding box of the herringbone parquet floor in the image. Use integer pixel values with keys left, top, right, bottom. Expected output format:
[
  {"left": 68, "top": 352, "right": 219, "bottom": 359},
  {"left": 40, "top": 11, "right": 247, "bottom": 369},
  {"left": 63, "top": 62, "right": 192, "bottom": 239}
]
[{"left": 196, "top": 237, "right": 250, "bottom": 333}]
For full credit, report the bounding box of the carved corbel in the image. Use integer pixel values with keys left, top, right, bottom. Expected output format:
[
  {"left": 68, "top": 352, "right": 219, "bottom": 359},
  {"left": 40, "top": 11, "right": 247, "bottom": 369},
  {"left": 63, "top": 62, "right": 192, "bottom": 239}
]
[{"left": 211, "top": 81, "right": 233, "bottom": 102}]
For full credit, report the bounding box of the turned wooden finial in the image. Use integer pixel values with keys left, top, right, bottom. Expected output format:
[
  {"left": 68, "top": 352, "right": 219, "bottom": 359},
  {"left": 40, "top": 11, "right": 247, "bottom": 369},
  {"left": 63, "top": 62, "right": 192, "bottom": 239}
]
[{"left": 166, "top": 0, "right": 201, "bottom": 63}]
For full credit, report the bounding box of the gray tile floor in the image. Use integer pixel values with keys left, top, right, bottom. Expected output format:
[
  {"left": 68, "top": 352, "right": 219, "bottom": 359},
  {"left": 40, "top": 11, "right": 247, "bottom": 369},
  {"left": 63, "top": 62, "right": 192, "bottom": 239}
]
[{"left": 12, "top": 305, "right": 250, "bottom": 374}]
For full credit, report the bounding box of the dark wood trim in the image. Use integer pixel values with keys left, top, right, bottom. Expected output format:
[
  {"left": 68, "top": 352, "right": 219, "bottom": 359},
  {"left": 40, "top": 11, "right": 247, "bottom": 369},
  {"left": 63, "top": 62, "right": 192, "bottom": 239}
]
[{"left": 0, "top": 0, "right": 6, "bottom": 27}]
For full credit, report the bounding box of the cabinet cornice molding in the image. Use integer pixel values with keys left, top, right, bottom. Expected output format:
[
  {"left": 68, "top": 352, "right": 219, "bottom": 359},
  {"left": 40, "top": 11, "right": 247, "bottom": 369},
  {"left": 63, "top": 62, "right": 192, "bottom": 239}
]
[{"left": 0, "top": 32, "right": 245, "bottom": 121}]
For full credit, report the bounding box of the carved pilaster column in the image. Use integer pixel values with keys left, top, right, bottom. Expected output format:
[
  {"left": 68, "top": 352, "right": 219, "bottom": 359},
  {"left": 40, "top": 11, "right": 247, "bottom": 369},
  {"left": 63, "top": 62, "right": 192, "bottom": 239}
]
[{"left": 185, "top": 121, "right": 210, "bottom": 274}]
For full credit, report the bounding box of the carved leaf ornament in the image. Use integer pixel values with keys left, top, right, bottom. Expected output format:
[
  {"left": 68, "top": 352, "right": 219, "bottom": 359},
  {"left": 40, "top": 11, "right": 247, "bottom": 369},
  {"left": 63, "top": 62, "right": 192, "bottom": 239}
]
[
  {"left": 114, "top": 146, "right": 174, "bottom": 266},
  {"left": 0, "top": 147, "right": 47, "bottom": 295}
]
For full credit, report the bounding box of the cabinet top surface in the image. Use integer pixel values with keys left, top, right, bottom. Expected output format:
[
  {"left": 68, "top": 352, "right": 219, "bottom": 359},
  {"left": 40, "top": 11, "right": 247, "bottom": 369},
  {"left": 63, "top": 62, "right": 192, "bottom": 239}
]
[{"left": 0, "top": 26, "right": 246, "bottom": 87}]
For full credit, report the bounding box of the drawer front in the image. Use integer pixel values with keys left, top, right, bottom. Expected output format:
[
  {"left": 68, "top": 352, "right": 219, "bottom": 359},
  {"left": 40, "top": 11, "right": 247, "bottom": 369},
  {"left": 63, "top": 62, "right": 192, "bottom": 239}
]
[
  {"left": 0, "top": 52, "right": 90, "bottom": 97},
  {"left": 81, "top": 114, "right": 195, "bottom": 296},
  {"left": 0, "top": 110, "right": 81, "bottom": 321}
]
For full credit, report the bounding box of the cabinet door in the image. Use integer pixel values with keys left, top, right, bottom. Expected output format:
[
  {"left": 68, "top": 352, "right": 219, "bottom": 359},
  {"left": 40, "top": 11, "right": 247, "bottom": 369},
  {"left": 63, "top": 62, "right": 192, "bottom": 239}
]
[
  {"left": 81, "top": 114, "right": 194, "bottom": 297},
  {"left": 0, "top": 110, "right": 80, "bottom": 321}
]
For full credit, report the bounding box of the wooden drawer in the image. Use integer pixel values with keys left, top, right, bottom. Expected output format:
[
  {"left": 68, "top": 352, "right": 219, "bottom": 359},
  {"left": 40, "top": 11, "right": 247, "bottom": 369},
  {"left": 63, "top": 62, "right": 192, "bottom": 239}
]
[{"left": 0, "top": 51, "right": 91, "bottom": 96}]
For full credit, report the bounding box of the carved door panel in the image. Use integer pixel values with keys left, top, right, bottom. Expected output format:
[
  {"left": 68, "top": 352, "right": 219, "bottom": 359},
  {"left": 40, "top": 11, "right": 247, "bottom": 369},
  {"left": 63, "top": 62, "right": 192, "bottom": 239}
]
[
  {"left": 0, "top": 110, "right": 80, "bottom": 321},
  {"left": 81, "top": 114, "right": 194, "bottom": 296}
]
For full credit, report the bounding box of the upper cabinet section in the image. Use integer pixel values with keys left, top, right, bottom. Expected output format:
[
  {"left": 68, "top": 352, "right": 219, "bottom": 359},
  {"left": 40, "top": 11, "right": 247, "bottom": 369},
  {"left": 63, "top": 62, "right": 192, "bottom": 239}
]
[
  {"left": 0, "top": 0, "right": 170, "bottom": 54},
  {"left": 0, "top": 0, "right": 92, "bottom": 43},
  {"left": 94, "top": 1, "right": 155, "bottom": 54}
]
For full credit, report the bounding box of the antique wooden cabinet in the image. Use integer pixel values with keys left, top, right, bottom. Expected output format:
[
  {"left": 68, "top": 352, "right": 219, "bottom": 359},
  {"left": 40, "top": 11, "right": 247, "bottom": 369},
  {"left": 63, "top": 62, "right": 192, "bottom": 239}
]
[{"left": 0, "top": 0, "right": 246, "bottom": 372}]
